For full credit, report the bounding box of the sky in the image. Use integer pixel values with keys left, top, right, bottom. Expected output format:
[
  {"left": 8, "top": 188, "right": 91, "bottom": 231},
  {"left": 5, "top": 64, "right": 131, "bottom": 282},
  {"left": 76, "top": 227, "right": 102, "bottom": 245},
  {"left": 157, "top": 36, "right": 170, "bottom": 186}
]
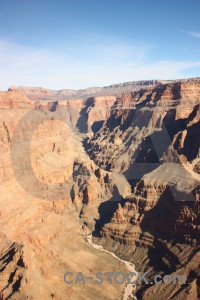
[{"left": 0, "top": 0, "right": 200, "bottom": 90}]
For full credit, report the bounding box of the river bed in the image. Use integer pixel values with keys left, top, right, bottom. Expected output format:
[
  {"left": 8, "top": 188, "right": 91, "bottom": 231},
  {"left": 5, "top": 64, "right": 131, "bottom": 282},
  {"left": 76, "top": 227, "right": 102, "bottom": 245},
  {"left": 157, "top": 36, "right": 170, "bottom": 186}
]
[{"left": 86, "top": 235, "right": 138, "bottom": 300}]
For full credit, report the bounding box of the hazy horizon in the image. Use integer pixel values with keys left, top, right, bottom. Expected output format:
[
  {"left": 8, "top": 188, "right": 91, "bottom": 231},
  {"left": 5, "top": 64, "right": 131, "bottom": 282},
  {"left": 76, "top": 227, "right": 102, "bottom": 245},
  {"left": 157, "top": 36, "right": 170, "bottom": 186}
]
[{"left": 1, "top": 76, "right": 199, "bottom": 93}]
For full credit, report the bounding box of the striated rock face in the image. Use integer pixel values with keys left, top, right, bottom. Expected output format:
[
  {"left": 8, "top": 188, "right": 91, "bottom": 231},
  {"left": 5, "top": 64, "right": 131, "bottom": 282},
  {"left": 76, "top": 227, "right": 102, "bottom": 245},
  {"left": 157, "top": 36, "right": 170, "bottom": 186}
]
[
  {"left": 0, "top": 78, "right": 200, "bottom": 299},
  {"left": 0, "top": 92, "right": 34, "bottom": 109},
  {"left": 84, "top": 81, "right": 200, "bottom": 172},
  {"left": 101, "top": 181, "right": 200, "bottom": 245},
  {"left": 0, "top": 91, "right": 121, "bottom": 217},
  {"left": 0, "top": 90, "right": 129, "bottom": 299},
  {"left": 86, "top": 80, "right": 200, "bottom": 299}
]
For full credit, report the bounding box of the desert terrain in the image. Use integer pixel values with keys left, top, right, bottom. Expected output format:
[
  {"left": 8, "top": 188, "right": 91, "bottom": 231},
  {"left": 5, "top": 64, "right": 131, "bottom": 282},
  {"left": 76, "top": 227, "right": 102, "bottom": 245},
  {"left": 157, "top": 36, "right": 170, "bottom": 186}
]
[{"left": 0, "top": 78, "right": 200, "bottom": 299}]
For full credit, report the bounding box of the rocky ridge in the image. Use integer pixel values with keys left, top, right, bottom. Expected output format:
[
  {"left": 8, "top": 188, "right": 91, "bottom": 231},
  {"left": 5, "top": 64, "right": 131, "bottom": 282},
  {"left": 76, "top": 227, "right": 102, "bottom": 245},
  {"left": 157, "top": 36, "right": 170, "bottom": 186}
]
[{"left": 8, "top": 77, "right": 200, "bottom": 101}]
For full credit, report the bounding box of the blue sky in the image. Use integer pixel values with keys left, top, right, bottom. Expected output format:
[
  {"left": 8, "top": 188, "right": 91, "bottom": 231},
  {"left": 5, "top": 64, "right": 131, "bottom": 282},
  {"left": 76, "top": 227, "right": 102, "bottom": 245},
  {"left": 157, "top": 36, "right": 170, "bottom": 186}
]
[{"left": 0, "top": 0, "right": 199, "bottom": 90}]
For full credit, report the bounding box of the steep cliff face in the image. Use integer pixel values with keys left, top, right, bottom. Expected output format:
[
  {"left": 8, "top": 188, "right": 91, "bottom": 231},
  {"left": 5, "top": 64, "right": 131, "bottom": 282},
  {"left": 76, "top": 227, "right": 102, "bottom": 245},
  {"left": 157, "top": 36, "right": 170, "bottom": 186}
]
[
  {"left": 0, "top": 79, "right": 200, "bottom": 300},
  {"left": 0, "top": 92, "right": 124, "bottom": 223},
  {"left": 85, "top": 80, "right": 200, "bottom": 299},
  {"left": 0, "top": 91, "right": 130, "bottom": 299},
  {"left": 84, "top": 81, "right": 200, "bottom": 173},
  {"left": 101, "top": 181, "right": 200, "bottom": 244}
]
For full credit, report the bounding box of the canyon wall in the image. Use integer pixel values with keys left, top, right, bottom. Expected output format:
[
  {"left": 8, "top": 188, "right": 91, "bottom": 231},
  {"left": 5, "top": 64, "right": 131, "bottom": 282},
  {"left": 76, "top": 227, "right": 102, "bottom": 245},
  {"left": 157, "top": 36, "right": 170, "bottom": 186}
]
[
  {"left": 0, "top": 91, "right": 129, "bottom": 299},
  {"left": 0, "top": 79, "right": 200, "bottom": 299},
  {"left": 82, "top": 81, "right": 200, "bottom": 299}
]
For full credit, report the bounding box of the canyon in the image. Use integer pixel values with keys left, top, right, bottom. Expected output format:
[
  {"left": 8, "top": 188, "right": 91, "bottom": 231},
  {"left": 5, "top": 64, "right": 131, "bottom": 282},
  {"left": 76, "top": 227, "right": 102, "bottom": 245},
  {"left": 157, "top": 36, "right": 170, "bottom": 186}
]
[{"left": 0, "top": 78, "right": 200, "bottom": 299}]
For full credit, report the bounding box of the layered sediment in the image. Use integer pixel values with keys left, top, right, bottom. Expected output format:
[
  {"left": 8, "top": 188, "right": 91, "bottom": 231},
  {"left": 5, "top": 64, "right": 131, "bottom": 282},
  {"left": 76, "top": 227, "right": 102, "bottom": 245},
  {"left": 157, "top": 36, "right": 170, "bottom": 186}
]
[{"left": 0, "top": 78, "right": 200, "bottom": 299}]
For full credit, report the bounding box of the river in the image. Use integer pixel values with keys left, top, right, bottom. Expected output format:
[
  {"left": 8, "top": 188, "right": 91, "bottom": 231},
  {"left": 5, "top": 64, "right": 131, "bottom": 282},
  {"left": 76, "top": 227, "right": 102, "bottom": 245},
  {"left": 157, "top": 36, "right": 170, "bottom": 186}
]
[{"left": 86, "top": 235, "right": 138, "bottom": 300}]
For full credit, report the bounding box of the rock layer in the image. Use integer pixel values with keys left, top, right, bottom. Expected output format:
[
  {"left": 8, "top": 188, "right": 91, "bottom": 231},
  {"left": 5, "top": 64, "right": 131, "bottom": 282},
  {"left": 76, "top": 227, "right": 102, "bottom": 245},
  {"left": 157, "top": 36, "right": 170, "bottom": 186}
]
[{"left": 0, "top": 78, "right": 200, "bottom": 299}]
